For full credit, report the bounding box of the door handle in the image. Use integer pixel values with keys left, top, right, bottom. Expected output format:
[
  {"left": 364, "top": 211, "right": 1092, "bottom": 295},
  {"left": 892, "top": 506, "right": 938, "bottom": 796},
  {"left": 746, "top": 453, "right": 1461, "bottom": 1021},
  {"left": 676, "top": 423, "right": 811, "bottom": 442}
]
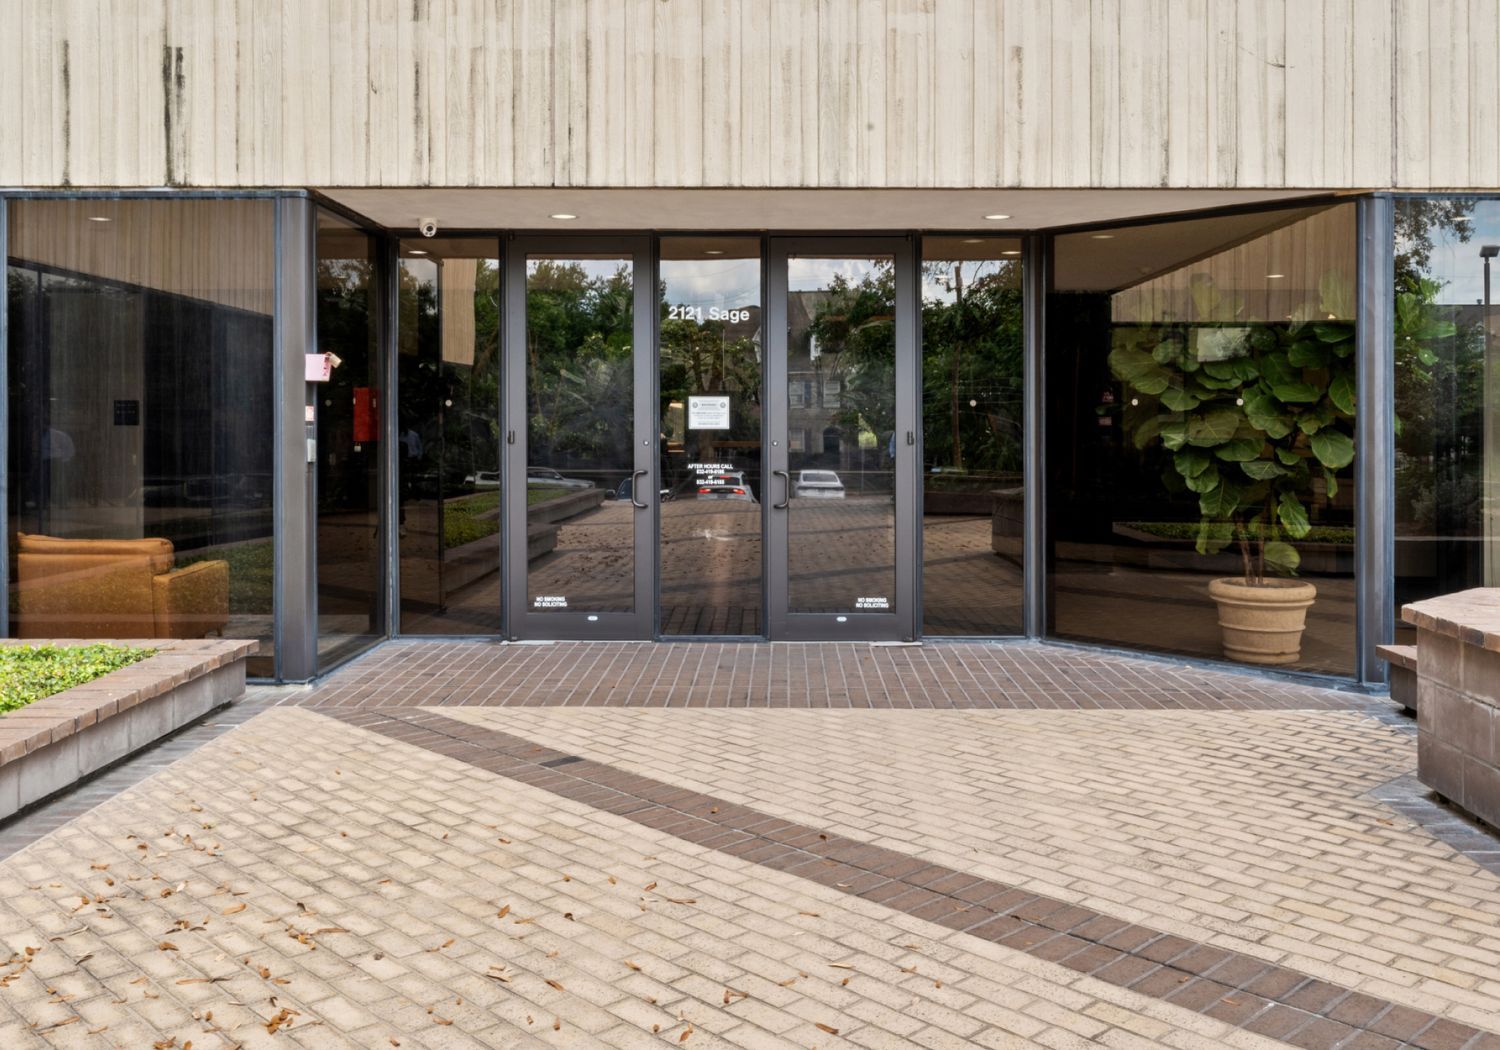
[
  {"left": 772, "top": 469, "right": 790, "bottom": 510},
  {"left": 630, "top": 469, "right": 649, "bottom": 509}
]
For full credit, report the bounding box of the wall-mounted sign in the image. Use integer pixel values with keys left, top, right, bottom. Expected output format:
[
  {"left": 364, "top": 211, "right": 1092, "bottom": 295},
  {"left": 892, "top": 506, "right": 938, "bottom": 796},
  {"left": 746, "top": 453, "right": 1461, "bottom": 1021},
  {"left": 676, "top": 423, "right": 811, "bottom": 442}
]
[
  {"left": 855, "top": 596, "right": 890, "bottom": 610},
  {"left": 688, "top": 395, "right": 730, "bottom": 430},
  {"left": 112, "top": 400, "right": 140, "bottom": 426},
  {"left": 305, "top": 353, "right": 334, "bottom": 382}
]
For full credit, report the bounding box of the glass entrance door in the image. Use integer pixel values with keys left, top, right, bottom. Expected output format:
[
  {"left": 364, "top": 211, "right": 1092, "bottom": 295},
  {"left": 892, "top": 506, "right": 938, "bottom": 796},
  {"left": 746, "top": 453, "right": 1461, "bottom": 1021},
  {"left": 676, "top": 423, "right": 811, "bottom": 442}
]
[
  {"left": 766, "top": 239, "right": 919, "bottom": 640},
  {"left": 504, "top": 237, "right": 656, "bottom": 639}
]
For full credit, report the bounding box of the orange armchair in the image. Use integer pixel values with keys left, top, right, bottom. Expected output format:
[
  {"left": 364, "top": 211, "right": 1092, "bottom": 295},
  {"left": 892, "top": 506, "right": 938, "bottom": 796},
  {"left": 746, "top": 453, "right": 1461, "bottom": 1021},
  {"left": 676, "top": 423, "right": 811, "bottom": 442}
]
[{"left": 14, "top": 532, "right": 230, "bottom": 639}]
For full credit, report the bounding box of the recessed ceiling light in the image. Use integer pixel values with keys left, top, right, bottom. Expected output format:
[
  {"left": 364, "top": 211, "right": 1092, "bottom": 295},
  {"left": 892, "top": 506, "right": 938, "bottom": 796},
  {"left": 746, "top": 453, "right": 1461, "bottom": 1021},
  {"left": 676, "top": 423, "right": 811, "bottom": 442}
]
[
  {"left": 983, "top": 213, "right": 1011, "bottom": 221},
  {"left": 961, "top": 238, "right": 984, "bottom": 244},
  {"left": 1001, "top": 250, "right": 1021, "bottom": 256},
  {"left": 1266, "top": 272, "right": 1284, "bottom": 279},
  {"left": 86, "top": 216, "right": 111, "bottom": 223},
  {"left": 704, "top": 249, "right": 724, "bottom": 255},
  {"left": 1090, "top": 233, "right": 1115, "bottom": 240},
  {"left": 549, "top": 212, "right": 577, "bottom": 220},
  {"left": 408, "top": 249, "right": 428, "bottom": 256}
]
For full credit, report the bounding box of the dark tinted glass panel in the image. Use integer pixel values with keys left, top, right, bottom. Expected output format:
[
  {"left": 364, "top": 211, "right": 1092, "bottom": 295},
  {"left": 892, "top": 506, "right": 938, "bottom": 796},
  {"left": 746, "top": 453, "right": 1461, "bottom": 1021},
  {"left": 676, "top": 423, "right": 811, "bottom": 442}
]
[
  {"left": 786, "top": 255, "right": 897, "bottom": 614},
  {"left": 1048, "top": 204, "right": 1357, "bottom": 675},
  {"left": 921, "top": 237, "right": 1023, "bottom": 635},
  {"left": 6, "top": 199, "right": 275, "bottom": 677},
  {"left": 397, "top": 239, "right": 501, "bottom": 634},
  {"left": 660, "top": 238, "right": 763, "bottom": 635},
  {"left": 316, "top": 211, "right": 385, "bottom": 667},
  {"left": 1393, "top": 198, "right": 1500, "bottom": 634},
  {"left": 524, "top": 255, "right": 634, "bottom": 615}
]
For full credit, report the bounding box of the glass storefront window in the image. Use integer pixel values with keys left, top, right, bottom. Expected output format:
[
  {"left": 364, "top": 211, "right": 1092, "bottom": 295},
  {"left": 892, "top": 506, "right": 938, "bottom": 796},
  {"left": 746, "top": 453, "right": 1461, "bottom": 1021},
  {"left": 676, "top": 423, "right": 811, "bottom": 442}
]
[
  {"left": 6, "top": 199, "right": 276, "bottom": 676},
  {"left": 921, "top": 237, "right": 1023, "bottom": 635},
  {"left": 1048, "top": 203, "right": 1358, "bottom": 674},
  {"left": 659, "top": 238, "right": 763, "bottom": 635},
  {"left": 396, "top": 238, "right": 501, "bottom": 635},
  {"left": 315, "top": 210, "right": 385, "bottom": 667},
  {"left": 1393, "top": 197, "right": 1499, "bottom": 633}
]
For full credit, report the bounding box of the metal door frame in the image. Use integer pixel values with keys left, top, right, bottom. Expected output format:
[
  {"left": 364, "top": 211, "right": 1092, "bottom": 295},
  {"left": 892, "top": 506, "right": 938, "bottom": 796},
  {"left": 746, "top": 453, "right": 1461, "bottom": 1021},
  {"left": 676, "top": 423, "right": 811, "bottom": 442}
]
[
  {"left": 765, "top": 236, "right": 919, "bottom": 642},
  {"left": 503, "top": 235, "right": 657, "bottom": 640}
]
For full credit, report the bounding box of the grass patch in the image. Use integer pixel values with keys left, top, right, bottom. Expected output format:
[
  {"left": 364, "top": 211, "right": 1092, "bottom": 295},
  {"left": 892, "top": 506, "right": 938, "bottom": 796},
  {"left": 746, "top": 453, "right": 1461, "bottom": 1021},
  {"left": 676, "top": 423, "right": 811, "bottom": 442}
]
[
  {"left": 527, "top": 484, "right": 573, "bottom": 506},
  {"left": 444, "top": 490, "right": 502, "bottom": 548},
  {"left": 1118, "top": 521, "right": 1355, "bottom": 545},
  {"left": 0, "top": 644, "right": 153, "bottom": 713}
]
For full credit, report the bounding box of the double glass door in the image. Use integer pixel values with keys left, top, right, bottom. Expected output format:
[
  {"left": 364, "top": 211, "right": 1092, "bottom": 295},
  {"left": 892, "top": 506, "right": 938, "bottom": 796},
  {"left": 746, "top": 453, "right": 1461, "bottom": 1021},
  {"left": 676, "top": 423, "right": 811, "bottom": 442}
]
[{"left": 502, "top": 235, "right": 917, "bottom": 641}]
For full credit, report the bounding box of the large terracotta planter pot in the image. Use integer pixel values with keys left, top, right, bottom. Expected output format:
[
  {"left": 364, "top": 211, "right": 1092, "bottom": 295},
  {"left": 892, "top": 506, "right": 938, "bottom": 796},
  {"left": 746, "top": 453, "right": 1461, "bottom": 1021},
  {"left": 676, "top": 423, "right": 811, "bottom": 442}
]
[{"left": 1208, "top": 577, "right": 1318, "bottom": 666}]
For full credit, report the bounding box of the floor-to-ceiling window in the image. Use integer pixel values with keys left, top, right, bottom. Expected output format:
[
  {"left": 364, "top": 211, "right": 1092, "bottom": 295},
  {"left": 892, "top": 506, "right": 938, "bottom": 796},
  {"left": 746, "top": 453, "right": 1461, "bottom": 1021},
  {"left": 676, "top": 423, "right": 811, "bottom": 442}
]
[
  {"left": 1393, "top": 196, "right": 1500, "bottom": 635},
  {"left": 659, "top": 237, "right": 764, "bottom": 636},
  {"left": 920, "top": 236, "right": 1024, "bottom": 636},
  {"left": 6, "top": 198, "right": 277, "bottom": 676},
  {"left": 1047, "top": 203, "right": 1359, "bottom": 675},
  {"left": 395, "top": 237, "right": 502, "bottom": 635},
  {"left": 314, "top": 210, "right": 385, "bottom": 667}
]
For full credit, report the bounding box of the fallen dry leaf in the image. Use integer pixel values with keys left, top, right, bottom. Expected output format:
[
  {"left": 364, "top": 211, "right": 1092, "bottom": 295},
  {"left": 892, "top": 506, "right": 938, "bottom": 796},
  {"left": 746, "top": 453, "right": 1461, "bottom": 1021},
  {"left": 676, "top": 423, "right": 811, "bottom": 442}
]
[
  {"left": 496, "top": 904, "right": 510, "bottom": 919},
  {"left": 643, "top": 882, "right": 657, "bottom": 892},
  {"left": 815, "top": 1022, "right": 840, "bottom": 1035},
  {"left": 426, "top": 939, "right": 455, "bottom": 953},
  {"left": 624, "top": 960, "right": 641, "bottom": 971},
  {"left": 222, "top": 903, "right": 246, "bottom": 915},
  {"left": 157, "top": 942, "right": 178, "bottom": 952},
  {"left": 545, "top": 979, "right": 565, "bottom": 992}
]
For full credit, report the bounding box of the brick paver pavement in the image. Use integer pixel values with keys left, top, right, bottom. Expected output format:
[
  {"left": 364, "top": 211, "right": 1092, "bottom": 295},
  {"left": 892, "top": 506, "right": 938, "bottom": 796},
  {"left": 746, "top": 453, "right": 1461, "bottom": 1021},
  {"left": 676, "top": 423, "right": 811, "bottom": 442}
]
[{"left": 0, "top": 640, "right": 1495, "bottom": 1049}]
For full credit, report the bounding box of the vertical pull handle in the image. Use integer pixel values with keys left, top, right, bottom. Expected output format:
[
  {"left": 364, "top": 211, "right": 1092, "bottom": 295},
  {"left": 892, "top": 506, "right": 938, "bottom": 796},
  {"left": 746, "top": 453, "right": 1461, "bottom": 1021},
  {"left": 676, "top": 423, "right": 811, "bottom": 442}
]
[
  {"left": 507, "top": 429, "right": 516, "bottom": 445},
  {"left": 906, "top": 431, "right": 914, "bottom": 446},
  {"left": 772, "top": 469, "right": 790, "bottom": 510},
  {"left": 630, "top": 469, "right": 649, "bottom": 509}
]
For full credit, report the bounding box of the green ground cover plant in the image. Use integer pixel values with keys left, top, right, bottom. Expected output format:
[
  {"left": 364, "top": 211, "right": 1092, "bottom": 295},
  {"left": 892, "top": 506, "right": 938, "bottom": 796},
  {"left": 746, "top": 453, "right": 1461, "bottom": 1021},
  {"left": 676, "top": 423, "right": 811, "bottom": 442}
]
[{"left": 0, "top": 644, "right": 152, "bottom": 713}]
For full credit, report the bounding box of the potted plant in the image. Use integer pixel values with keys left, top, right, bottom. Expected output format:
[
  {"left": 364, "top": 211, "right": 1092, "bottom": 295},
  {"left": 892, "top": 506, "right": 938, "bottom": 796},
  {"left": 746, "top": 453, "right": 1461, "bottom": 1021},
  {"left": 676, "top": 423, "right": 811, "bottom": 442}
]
[{"left": 1109, "top": 275, "right": 1356, "bottom": 665}]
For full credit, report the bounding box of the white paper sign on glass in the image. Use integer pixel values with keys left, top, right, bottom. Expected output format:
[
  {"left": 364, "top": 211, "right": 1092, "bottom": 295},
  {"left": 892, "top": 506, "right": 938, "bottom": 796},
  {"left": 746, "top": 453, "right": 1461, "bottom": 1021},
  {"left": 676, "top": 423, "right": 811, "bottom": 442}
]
[{"left": 688, "top": 395, "right": 730, "bottom": 430}]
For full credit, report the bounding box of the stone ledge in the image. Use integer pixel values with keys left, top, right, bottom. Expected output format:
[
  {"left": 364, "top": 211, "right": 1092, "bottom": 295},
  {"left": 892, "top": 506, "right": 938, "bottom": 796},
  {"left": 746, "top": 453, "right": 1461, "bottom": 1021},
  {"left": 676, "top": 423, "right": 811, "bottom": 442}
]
[
  {"left": 0, "top": 638, "right": 254, "bottom": 820},
  {"left": 1403, "top": 592, "right": 1500, "bottom": 830},
  {"left": 1401, "top": 588, "right": 1500, "bottom": 654}
]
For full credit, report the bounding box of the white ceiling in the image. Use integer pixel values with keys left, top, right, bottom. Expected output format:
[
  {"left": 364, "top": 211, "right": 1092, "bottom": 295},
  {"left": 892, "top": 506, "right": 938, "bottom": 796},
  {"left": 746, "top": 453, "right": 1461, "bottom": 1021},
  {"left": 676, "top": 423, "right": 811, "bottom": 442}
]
[{"left": 317, "top": 187, "right": 1347, "bottom": 234}]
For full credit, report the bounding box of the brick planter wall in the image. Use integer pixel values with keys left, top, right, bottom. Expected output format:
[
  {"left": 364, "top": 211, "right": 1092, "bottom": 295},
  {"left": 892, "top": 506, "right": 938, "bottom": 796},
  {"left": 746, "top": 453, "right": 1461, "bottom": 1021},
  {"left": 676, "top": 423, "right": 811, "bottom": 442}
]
[{"left": 0, "top": 639, "right": 254, "bottom": 820}]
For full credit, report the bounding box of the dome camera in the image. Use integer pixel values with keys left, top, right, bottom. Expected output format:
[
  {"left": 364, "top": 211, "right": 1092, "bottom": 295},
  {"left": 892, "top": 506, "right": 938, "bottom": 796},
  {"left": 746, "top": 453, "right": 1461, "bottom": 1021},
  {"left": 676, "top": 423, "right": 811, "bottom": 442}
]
[{"left": 418, "top": 218, "right": 439, "bottom": 238}]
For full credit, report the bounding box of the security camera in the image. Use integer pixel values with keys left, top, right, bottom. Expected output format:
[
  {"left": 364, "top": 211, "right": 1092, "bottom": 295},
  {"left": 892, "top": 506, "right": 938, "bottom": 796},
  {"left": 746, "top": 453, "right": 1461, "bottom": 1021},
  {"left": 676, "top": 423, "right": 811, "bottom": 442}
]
[{"left": 418, "top": 218, "right": 439, "bottom": 238}]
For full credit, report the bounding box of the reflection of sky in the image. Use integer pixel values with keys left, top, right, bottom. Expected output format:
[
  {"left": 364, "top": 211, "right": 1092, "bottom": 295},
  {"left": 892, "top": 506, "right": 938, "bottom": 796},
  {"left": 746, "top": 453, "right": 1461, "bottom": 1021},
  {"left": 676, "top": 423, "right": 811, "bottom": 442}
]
[
  {"left": 662, "top": 259, "right": 760, "bottom": 310},
  {"left": 788, "top": 256, "right": 891, "bottom": 292},
  {"left": 527, "top": 257, "right": 630, "bottom": 283},
  {"left": 1416, "top": 203, "right": 1500, "bottom": 305},
  {"left": 922, "top": 259, "right": 1010, "bottom": 304}
]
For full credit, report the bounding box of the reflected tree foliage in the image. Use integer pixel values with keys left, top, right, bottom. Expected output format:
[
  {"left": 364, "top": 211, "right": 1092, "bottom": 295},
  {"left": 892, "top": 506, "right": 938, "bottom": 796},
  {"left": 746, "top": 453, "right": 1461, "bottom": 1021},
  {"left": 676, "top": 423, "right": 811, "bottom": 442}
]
[
  {"left": 921, "top": 260, "right": 1023, "bottom": 478},
  {"left": 525, "top": 260, "right": 634, "bottom": 465}
]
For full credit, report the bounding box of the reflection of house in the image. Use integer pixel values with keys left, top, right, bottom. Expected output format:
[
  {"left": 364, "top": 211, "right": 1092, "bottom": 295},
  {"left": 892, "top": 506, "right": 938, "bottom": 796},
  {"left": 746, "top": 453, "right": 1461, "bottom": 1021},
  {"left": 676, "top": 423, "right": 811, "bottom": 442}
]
[{"left": 786, "top": 289, "right": 843, "bottom": 459}]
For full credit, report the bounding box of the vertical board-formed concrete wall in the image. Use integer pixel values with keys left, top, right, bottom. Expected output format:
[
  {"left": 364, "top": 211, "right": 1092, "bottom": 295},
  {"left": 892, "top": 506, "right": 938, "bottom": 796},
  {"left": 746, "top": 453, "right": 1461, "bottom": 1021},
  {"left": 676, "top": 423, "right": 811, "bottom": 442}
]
[{"left": 2, "top": 0, "right": 1496, "bottom": 190}]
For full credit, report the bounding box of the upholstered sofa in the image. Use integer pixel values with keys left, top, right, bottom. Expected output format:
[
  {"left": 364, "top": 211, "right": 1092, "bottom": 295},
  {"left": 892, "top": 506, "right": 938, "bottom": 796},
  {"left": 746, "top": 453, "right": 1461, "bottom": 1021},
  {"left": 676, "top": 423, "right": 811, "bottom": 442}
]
[{"left": 14, "top": 532, "right": 230, "bottom": 639}]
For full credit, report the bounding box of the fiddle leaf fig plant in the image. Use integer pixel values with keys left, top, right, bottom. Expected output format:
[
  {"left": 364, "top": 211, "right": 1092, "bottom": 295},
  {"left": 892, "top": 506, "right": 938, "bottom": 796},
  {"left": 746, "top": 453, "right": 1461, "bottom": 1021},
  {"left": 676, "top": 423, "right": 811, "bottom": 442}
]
[{"left": 1109, "top": 273, "right": 1356, "bottom": 585}]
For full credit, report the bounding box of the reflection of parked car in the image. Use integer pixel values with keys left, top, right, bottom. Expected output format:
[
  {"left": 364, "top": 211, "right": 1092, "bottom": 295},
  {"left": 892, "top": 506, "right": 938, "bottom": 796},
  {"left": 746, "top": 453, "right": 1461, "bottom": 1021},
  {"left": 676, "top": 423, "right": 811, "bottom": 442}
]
[
  {"left": 526, "top": 466, "right": 593, "bottom": 490},
  {"left": 696, "top": 478, "right": 755, "bottom": 502},
  {"left": 795, "top": 470, "right": 845, "bottom": 499},
  {"left": 464, "top": 470, "right": 500, "bottom": 489}
]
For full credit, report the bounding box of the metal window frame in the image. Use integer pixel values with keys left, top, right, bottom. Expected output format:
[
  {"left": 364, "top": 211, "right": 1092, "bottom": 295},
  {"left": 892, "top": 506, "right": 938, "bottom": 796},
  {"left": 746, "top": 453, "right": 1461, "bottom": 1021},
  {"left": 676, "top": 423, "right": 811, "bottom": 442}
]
[
  {"left": 274, "top": 197, "right": 319, "bottom": 682},
  {"left": 1356, "top": 194, "right": 1396, "bottom": 686},
  {"left": 0, "top": 195, "right": 7, "bottom": 640}
]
